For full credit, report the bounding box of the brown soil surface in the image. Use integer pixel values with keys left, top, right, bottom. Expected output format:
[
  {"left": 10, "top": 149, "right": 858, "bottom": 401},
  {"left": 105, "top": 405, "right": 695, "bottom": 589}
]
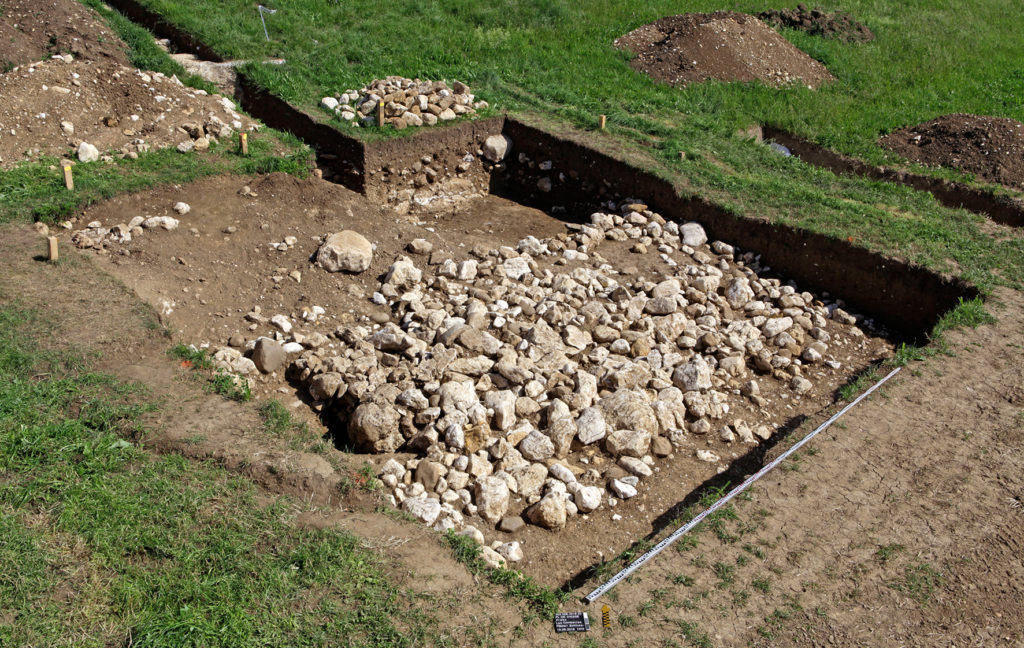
[
  {"left": 0, "top": 221, "right": 522, "bottom": 643},
  {"left": 758, "top": 4, "right": 875, "bottom": 43},
  {"left": 542, "top": 287, "right": 1024, "bottom": 647},
  {"left": 0, "top": 55, "right": 257, "bottom": 169},
  {"left": 615, "top": 12, "right": 834, "bottom": 89},
  {"left": 64, "top": 172, "right": 893, "bottom": 586},
  {"left": 880, "top": 114, "right": 1024, "bottom": 191},
  {"left": 0, "top": 0, "right": 130, "bottom": 69}
]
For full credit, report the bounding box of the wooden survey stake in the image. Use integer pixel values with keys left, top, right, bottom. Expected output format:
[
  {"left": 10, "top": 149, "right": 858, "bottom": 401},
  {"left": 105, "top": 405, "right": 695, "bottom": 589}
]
[
  {"left": 240, "top": 132, "right": 249, "bottom": 155},
  {"left": 376, "top": 101, "right": 385, "bottom": 127},
  {"left": 47, "top": 236, "right": 59, "bottom": 261},
  {"left": 63, "top": 164, "right": 74, "bottom": 190},
  {"left": 599, "top": 114, "right": 607, "bottom": 129}
]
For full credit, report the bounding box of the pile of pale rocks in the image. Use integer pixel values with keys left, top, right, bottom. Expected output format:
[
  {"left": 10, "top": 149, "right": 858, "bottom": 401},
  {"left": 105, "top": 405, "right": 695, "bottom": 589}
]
[
  {"left": 70, "top": 201, "right": 191, "bottom": 250},
  {"left": 262, "top": 202, "right": 868, "bottom": 566},
  {"left": 320, "top": 76, "right": 488, "bottom": 129}
]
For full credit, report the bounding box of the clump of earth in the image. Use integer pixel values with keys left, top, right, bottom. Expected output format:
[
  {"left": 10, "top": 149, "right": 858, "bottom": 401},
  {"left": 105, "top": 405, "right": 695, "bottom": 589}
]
[
  {"left": 758, "top": 4, "right": 875, "bottom": 43},
  {"left": 0, "top": 0, "right": 130, "bottom": 69},
  {"left": 614, "top": 11, "right": 834, "bottom": 88},
  {"left": 879, "top": 114, "right": 1024, "bottom": 190}
]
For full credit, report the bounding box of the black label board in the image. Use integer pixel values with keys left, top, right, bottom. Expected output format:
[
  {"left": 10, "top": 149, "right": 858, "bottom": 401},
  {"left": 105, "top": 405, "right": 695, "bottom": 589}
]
[{"left": 553, "top": 612, "right": 590, "bottom": 633}]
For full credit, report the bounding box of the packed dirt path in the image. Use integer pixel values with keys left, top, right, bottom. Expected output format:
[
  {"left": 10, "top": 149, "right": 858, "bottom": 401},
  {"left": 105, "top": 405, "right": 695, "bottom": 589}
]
[{"left": 540, "top": 288, "right": 1024, "bottom": 647}]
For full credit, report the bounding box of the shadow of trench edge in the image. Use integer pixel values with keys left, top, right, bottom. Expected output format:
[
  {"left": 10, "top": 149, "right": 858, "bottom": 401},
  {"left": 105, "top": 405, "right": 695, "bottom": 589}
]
[{"left": 98, "top": 0, "right": 985, "bottom": 594}]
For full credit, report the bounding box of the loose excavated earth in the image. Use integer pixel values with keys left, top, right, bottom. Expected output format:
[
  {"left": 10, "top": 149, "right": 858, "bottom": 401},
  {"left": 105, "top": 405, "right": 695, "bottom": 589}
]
[
  {"left": 615, "top": 11, "right": 834, "bottom": 88},
  {"left": 880, "top": 113, "right": 1024, "bottom": 190}
]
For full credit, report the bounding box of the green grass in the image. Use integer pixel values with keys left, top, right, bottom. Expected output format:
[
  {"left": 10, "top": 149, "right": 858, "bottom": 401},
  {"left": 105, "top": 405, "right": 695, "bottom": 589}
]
[
  {"left": 0, "top": 135, "right": 310, "bottom": 225},
  {"left": 676, "top": 620, "right": 713, "bottom": 648},
  {"left": 444, "top": 530, "right": 568, "bottom": 619},
  {"left": 0, "top": 304, "right": 439, "bottom": 647},
  {"left": 888, "top": 562, "right": 944, "bottom": 604},
  {"left": 118, "top": 0, "right": 1023, "bottom": 161},
  {"left": 875, "top": 543, "right": 906, "bottom": 564},
  {"left": 167, "top": 344, "right": 251, "bottom": 402}
]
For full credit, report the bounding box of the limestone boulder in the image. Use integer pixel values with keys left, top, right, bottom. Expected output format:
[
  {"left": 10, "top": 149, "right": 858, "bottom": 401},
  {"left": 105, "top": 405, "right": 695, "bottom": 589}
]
[{"left": 318, "top": 230, "right": 373, "bottom": 273}]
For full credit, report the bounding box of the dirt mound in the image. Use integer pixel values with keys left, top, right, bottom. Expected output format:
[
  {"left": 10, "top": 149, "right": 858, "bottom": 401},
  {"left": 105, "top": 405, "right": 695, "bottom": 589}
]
[
  {"left": 614, "top": 12, "right": 834, "bottom": 88},
  {"left": 0, "top": 0, "right": 130, "bottom": 69},
  {"left": 758, "top": 4, "right": 875, "bottom": 42},
  {"left": 879, "top": 114, "right": 1024, "bottom": 190},
  {"left": 0, "top": 56, "right": 258, "bottom": 169}
]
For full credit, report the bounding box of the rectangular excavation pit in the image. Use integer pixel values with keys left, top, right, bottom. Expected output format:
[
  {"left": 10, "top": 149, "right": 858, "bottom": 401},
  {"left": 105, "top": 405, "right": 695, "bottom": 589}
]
[
  {"left": 231, "top": 73, "right": 977, "bottom": 340},
  {"left": 73, "top": 0, "right": 979, "bottom": 586},
  {"left": 72, "top": 113, "right": 977, "bottom": 587}
]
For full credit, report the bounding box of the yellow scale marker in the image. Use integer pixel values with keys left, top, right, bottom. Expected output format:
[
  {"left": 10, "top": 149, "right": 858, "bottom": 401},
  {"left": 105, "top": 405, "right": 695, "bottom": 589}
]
[{"left": 602, "top": 605, "right": 611, "bottom": 629}]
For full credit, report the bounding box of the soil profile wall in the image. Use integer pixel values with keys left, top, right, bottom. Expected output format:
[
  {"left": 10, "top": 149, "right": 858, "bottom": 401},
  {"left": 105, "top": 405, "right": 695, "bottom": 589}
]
[{"left": 498, "top": 119, "right": 978, "bottom": 341}]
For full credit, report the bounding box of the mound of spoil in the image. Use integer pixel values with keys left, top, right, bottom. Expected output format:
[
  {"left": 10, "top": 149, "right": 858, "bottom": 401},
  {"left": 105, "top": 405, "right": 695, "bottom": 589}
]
[
  {"left": 615, "top": 11, "right": 834, "bottom": 88},
  {"left": 0, "top": 56, "right": 258, "bottom": 169},
  {"left": 758, "top": 4, "right": 874, "bottom": 43},
  {"left": 321, "top": 77, "right": 488, "bottom": 129},
  {"left": 0, "top": 0, "right": 130, "bottom": 70},
  {"left": 879, "top": 114, "right": 1024, "bottom": 190}
]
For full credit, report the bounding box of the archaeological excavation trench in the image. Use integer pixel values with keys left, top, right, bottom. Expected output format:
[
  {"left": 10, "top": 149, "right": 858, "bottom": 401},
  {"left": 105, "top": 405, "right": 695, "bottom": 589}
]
[
  {"left": 763, "top": 126, "right": 1024, "bottom": 228},
  {"left": 83, "top": 0, "right": 981, "bottom": 584}
]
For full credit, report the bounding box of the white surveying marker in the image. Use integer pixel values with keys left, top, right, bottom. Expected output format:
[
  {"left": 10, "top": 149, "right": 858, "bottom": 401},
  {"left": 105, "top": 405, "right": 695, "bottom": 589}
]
[
  {"left": 257, "top": 4, "right": 277, "bottom": 41},
  {"left": 583, "top": 366, "right": 901, "bottom": 604}
]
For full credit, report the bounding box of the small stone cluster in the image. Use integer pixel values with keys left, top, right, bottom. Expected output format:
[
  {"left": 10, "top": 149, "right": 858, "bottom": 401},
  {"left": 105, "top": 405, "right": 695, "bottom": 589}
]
[
  {"left": 70, "top": 201, "right": 190, "bottom": 250},
  {"left": 321, "top": 77, "right": 488, "bottom": 129},
  {"left": 264, "top": 202, "right": 871, "bottom": 559}
]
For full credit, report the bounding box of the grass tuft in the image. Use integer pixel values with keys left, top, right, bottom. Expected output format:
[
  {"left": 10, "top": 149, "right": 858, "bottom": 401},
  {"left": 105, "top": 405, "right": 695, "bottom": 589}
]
[
  {"left": 0, "top": 304, "right": 431, "bottom": 646},
  {"left": 444, "top": 530, "right": 568, "bottom": 619}
]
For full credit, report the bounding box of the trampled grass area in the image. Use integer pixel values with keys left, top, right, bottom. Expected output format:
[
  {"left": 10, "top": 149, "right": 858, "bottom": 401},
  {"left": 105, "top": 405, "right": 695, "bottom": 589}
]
[
  {"left": 0, "top": 306, "right": 440, "bottom": 647},
  {"left": 82, "top": 0, "right": 1024, "bottom": 295}
]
